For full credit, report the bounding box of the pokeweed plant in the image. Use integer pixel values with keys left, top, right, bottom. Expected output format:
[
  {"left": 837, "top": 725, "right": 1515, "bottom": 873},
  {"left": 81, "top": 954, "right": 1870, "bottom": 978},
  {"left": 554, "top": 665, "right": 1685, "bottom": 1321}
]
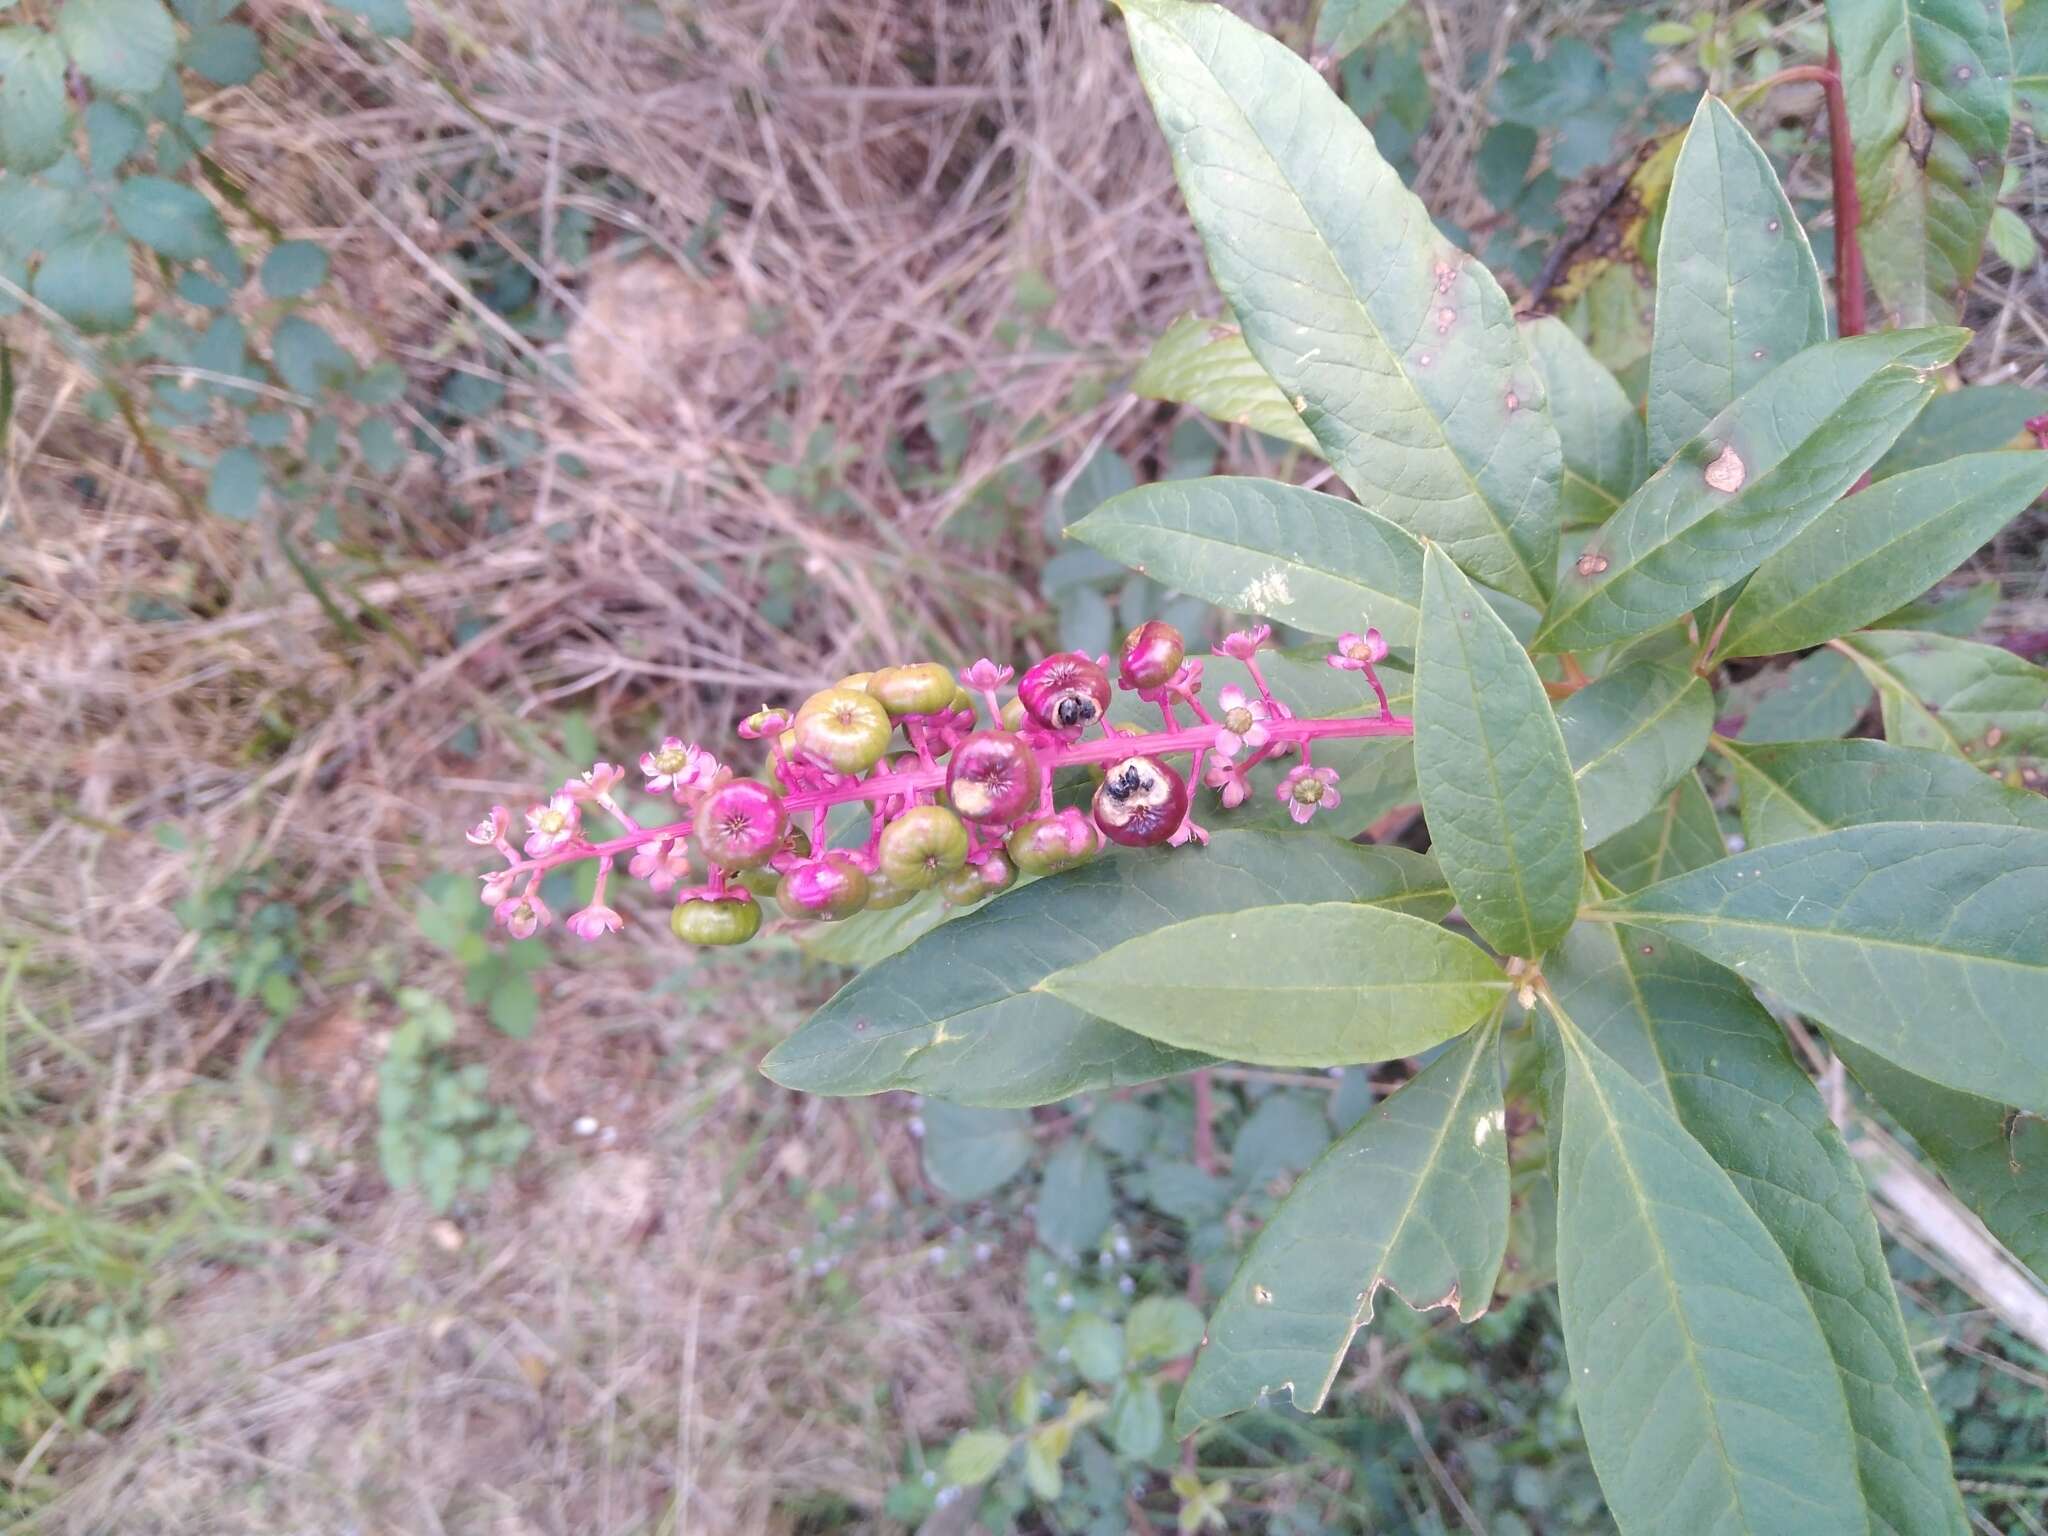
[{"left": 465, "top": 0, "right": 2048, "bottom": 1527}]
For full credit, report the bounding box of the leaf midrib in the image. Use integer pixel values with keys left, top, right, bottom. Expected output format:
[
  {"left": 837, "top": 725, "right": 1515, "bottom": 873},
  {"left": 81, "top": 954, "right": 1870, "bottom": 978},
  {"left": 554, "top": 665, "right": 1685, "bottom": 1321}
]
[{"left": 1572, "top": 668, "right": 1702, "bottom": 788}]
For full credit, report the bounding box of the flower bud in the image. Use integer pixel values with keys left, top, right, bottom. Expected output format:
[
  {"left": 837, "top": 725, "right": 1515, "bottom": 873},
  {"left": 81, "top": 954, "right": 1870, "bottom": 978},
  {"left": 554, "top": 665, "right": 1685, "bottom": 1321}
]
[
  {"left": 694, "top": 778, "right": 789, "bottom": 870},
  {"left": 1092, "top": 753, "right": 1188, "bottom": 847},
  {"left": 1119, "top": 620, "right": 1185, "bottom": 691},
  {"left": 868, "top": 662, "right": 958, "bottom": 718},
  {"left": 794, "top": 687, "right": 893, "bottom": 775},
  {"left": 776, "top": 851, "right": 872, "bottom": 922},
  {"left": 1018, "top": 652, "right": 1112, "bottom": 731},
  {"left": 944, "top": 730, "right": 1040, "bottom": 823},
  {"left": 877, "top": 804, "right": 970, "bottom": 889},
  {"left": 1006, "top": 807, "right": 1102, "bottom": 875},
  {"left": 670, "top": 893, "right": 762, "bottom": 946}
]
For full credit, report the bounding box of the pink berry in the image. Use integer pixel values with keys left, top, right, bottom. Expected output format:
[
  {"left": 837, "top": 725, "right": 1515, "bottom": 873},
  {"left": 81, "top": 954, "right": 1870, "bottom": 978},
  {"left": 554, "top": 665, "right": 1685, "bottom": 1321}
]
[
  {"left": 776, "top": 851, "right": 872, "bottom": 922},
  {"left": 1017, "top": 652, "right": 1112, "bottom": 731},
  {"left": 1092, "top": 753, "right": 1188, "bottom": 847},
  {"left": 945, "top": 729, "right": 1040, "bottom": 823},
  {"left": 1118, "top": 620, "right": 1186, "bottom": 691},
  {"left": 693, "top": 778, "right": 788, "bottom": 870},
  {"left": 1005, "top": 807, "right": 1103, "bottom": 875}
]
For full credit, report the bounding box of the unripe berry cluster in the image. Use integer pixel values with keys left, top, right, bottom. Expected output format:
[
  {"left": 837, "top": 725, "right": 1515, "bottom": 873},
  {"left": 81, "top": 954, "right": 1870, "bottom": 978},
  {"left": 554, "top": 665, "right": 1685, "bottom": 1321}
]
[{"left": 463, "top": 621, "right": 1405, "bottom": 947}]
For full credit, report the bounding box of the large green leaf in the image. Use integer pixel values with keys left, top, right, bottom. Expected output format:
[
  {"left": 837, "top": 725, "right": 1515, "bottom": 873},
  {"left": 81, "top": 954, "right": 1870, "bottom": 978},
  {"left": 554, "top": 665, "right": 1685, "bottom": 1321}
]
[
  {"left": 1842, "top": 630, "right": 2048, "bottom": 771},
  {"left": 1523, "top": 315, "right": 1646, "bottom": 527},
  {"left": 1117, "top": 0, "right": 1562, "bottom": 604},
  {"left": 1721, "top": 737, "right": 2048, "bottom": 849},
  {"left": 1871, "top": 383, "right": 2046, "bottom": 479},
  {"left": 1041, "top": 902, "right": 1505, "bottom": 1066},
  {"left": 1551, "top": 1014, "right": 1868, "bottom": 1536},
  {"left": 56, "top": 0, "right": 178, "bottom": 92},
  {"left": 1592, "top": 770, "right": 1726, "bottom": 894},
  {"left": 1535, "top": 328, "right": 1964, "bottom": 653},
  {"left": 1415, "top": 544, "right": 1581, "bottom": 957},
  {"left": 761, "top": 831, "right": 1449, "bottom": 1106},
  {"left": 0, "top": 27, "right": 69, "bottom": 174},
  {"left": 1177, "top": 1016, "right": 1507, "bottom": 1431},
  {"left": 1548, "top": 927, "right": 1968, "bottom": 1535},
  {"left": 1132, "top": 315, "right": 1317, "bottom": 450},
  {"left": 1835, "top": 1037, "right": 2047, "bottom": 1278},
  {"left": 1720, "top": 454, "right": 2048, "bottom": 659},
  {"left": 1737, "top": 647, "right": 1874, "bottom": 743},
  {"left": 2017, "top": 0, "right": 2048, "bottom": 135},
  {"left": 1558, "top": 650, "right": 1715, "bottom": 848},
  {"left": 1602, "top": 823, "right": 2048, "bottom": 1113},
  {"left": 1827, "top": 0, "right": 2012, "bottom": 326},
  {"left": 1072, "top": 477, "right": 1421, "bottom": 646},
  {"left": 1647, "top": 96, "right": 1828, "bottom": 467}
]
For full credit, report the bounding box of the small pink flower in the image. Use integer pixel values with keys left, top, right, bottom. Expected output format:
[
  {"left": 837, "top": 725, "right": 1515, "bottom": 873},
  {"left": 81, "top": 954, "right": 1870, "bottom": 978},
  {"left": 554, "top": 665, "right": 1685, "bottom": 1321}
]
[
  {"left": 1205, "top": 755, "right": 1252, "bottom": 809},
  {"left": 465, "top": 805, "right": 510, "bottom": 846},
  {"left": 738, "top": 706, "right": 793, "bottom": 741},
  {"left": 628, "top": 836, "right": 692, "bottom": 893},
  {"left": 1277, "top": 763, "right": 1342, "bottom": 824},
  {"left": 495, "top": 891, "right": 553, "bottom": 938},
  {"left": 563, "top": 762, "right": 625, "bottom": 802},
  {"left": 1215, "top": 625, "right": 1271, "bottom": 661},
  {"left": 566, "top": 903, "right": 624, "bottom": 941},
  {"left": 641, "top": 738, "right": 717, "bottom": 794},
  {"left": 1327, "top": 628, "right": 1388, "bottom": 672},
  {"left": 1168, "top": 815, "right": 1209, "bottom": 848},
  {"left": 523, "top": 793, "right": 582, "bottom": 856},
  {"left": 960, "top": 658, "right": 1015, "bottom": 692},
  {"left": 479, "top": 868, "right": 518, "bottom": 906},
  {"left": 1212, "top": 685, "right": 1271, "bottom": 760}
]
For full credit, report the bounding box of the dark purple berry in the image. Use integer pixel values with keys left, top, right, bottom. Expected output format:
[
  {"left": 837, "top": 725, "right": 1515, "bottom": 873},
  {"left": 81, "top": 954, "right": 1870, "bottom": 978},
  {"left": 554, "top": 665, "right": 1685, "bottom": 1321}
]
[
  {"left": 1092, "top": 753, "right": 1188, "bottom": 847},
  {"left": 945, "top": 730, "right": 1040, "bottom": 823},
  {"left": 1018, "top": 652, "right": 1111, "bottom": 731}
]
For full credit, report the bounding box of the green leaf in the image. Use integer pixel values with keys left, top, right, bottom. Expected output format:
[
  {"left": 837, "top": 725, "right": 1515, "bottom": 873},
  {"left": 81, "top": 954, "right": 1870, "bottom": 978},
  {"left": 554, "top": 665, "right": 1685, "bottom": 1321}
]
[
  {"left": 56, "top": 0, "right": 178, "bottom": 91},
  {"left": 1872, "top": 382, "right": 2046, "bottom": 479},
  {"left": 1721, "top": 454, "right": 2048, "bottom": 659},
  {"left": 1536, "top": 328, "right": 1965, "bottom": 653},
  {"left": 1603, "top": 822, "right": 2048, "bottom": 1113},
  {"left": 1178, "top": 1018, "right": 1506, "bottom": 1430},
  {"left": 1106, "top": 1378, "right": 1165, "bottom": 1460},
  {"left": 920, "top": 1102, "right": 1032, "bottom": 1201},
  {"left": 1592, "top": 770, "right": 1726, "bottom": 893},
  {"left": 271, "top": 315, "right": 355, "bottom": 396},
  {"left": 1874, "top": 577, "right": 2000, "bottom": 636},
  {"left": 1644, "top": 20, "right": 1697, "bottom": 45},
  {"left": 1648, "top": 96, "right": 1828, "bottom": 467},
  {"left": 940, "top": 1429, "right": 1012, "bottom": 1487},
  {"left": 1843, "top": 630, "right": 2048, "bottom": 770},
  {"left": 0, "top": 28, "right": 69, "bottom": 174},
  {"left": 762, "top": 831, "right": 1448, "bottom": 1106},
  {"left": 1067, "top": 1314, "right": 1124, "bottom": 1385},
  {"left": 1311, "top": 0, "right": 1402, "bottom": 64},
  {"left": 1989, "top": 205, "right": 2040, "bottom": 273},
  {"left": 1415, "top": 543, "right": 1581, "bottom": 957},
  {"left": 1522, "top": 315, "right": 1645, "bottom": 526},
  {"left": 1557, "top": 650, "right": 1715, "bottom": 848},
  {"left": 1835, "top": 1037, "right": 2048, "bottom": 1278},
  {"left": 182, "top": 21, "right": 262, "bottom": 84},
  {"left": 1118, "top": 0, "right": 1562, "bottom": 604},
  {"left": 33, "top": 229, "right": 135, "bottom": 333},
  {"left": 486, "top": 973, "right": 537, "bottom": 1038},
  {"left": 1476, "top": 123, "right": 1536, "bottom": 209},
  {"left": 1126, "top": 1295, "right": 1205, "bottom": 1364},
  {"left": 1738, "top": 647, "right": 1874, "bottom": 743},
  {"left": 2016, "top": 0, "right": 2048, "bottom": 135},
  {"left": 1036, "top": 1141, "right": 1113, "bottom": 1260},
  {"left": 1040, "top": 901, "right": 1505, "bottom": 1067},
  {"left": 1547, "top": 928, "right": 1967, "bottom": 1535},
  {"left": 207, "top": 446, "right": 264, "bottom": 520},
  {"left": 329, "top": 0, "right": 411, "bottom": 37},
  {"left": 1131, "top": 314, "right": 1316, "bottom": 450},
  {"left": 359, "top": 416, "right": 403, "bottom": 475},
  {"left": 1827, "top": 0, "right": 2012, "bottom": 325},
  {"left": 112, "top": 176, "right": 225, "bottom": 261},
  {"left": 1723, "top": 736, "right": 2048, "bottom": 850},
  {"left": 1551, "top": 1015, "right": 1869, "bottom": 1536},
  {"left": 85, "top": 100, "right": 144, "bottom": 175},
  {"left": 260, "top": 239, "right": 330, "bottom": 299},
  {"left": 1071, "top": 477, "right": 1421, "bottom": 646}
]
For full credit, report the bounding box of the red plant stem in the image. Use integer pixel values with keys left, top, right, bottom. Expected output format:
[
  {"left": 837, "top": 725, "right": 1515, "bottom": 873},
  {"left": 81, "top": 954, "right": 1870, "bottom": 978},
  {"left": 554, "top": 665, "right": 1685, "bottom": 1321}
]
[
  {"left": 495, "top": 711, "right": 1415, "bottom": 880},
  {"left": 1821, "top": 48, "right": 1866, "bottom": 338}
]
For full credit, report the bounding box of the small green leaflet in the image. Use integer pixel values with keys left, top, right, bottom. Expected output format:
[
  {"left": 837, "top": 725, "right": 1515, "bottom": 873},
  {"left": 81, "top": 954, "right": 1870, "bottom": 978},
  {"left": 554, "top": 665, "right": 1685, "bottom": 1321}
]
[
  {"left": 1040, "top": 902, "right": 1505, "bottom": 1067},
  {"left": 1592, "top": 771, "right": 1726, "bottom": 894},
  {"left": 32, "top": 229, "right": 135, "bottom": 333},
  {"left": 1546, "top": 927, "right": 1967, "bottom": 1535},
  {"left": 1310, "top": 0, "right": 1404, "bottom": 66},
  {"left": 920, "top": 1103, "right": 1032, "bottom": 1201},
  {"left": 1841, "top": 629, "right": 2048, "bottom": 770},
  {"left": 1602, "top": 822, "right": 2048, "bottom": 1114},
  {"left": 1536, "top": 327, "right": 1965, "bottom": 653},
  {"left": 1551, "top": 1013, "right": 1870, "bottom": 1536},
  {"left": 1071, "top": 477, "right": 1422, "bottom": 646},
  {"left": 1131, "top": 315, "right": 1316, "bottom": 450},
  {"left": 1557, "top": 649, "right": 1714, "bottom": 848},
  {"left": 1116, "top": 0, "right": 1562, "bottom": 605},
  {"left": 1647, "top": 96, "right": 1827, "bottom": 467},
  {"left": 261, "top": 240, "right": 332, "bottom": 299},
  {"left": 1177, "top": 1016, "right": 1506, "bottom": 1431},
  {"left": 1720, "top": 453, "right": 2048, "bottom": 658},
  {"left": 0, "top": 27, "right": 68, "bottom": 174},
  {"left": 1835, "top": 1037, "right": 2048, "bottom": 1278},
  {"left": 1873, "top": 382, "right": 2046, "bottom": 479},
  {"left": 56, "top": 0, "right": 178, "bottom": 92},
  {"left": 207, "top": 446, "right": 265, "bottom": 521},
  {"left": 1522, "top": 315, "right": 1646, "bottom": 526},
  {"left": 1721, "top": 737, "right": 2048, "bottom": 849},
  {"left": 762, "top": 831, "right": 1449, "bottom": 1106},
  {"left": 113, "top": 177, "right": 226, "bottom": 262},
  {"left": 1415, "top": 544, "right": 1581, "bottom": 958},
  {"left": 1738, "top": 646, "right": 1874, "bottom": 743},
  {"left": 1826, "top": 0, "right": 2012, "bottom": 326}
]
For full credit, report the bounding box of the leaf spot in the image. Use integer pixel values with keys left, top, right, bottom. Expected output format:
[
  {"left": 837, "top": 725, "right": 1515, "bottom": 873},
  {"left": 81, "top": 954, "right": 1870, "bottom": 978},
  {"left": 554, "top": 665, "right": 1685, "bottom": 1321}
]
[
  {"left": 1473, "top": 1107, "right": 1506, "bottom": 1149},
  {"left": 1765, "top": 218, "right": 1780, "bottom": 233},
  {"left": 1751, "top": 348, "right": 1766, "bottom": 360},
  {"left": 1504, "top": 390, "right": 1520, "bottom": 412},
  {"left": 1252, "top": 1284, "right": 1274, "bottom": 1306},
  {"left": 1291, "top": 393, "right": 1307, "bottom": 412},
  {"left": 1435, "top": 306, "right": 1456, "bottom": 334},
  {"left": 1433, "top": 260, "right": 1455, "bottom": 294},
  {"left": 1704, "top": 444, "right": 1746, "bottom": 493},
  {"left": 1236, "top": 568, "right": 1294, "bottom": 612},
  {"left": 1417, "top": 351, "right": 1434, "bottom": 367},
  {"left": 1575, "top": 550, "right": 1610, "bottom": 577}
]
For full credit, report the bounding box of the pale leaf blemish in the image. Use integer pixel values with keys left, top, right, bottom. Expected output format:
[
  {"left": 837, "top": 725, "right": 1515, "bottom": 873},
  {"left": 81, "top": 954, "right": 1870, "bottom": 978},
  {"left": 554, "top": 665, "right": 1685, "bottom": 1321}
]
[
  {"left": 1704, "top": 444, "right": 1746, "bottom": 493},
  {"left": 1575, "top": 550, "right": 1610, "bottom": 577},
  {"left": 1435, "top": 306, "right": 1456, "bottom": 335},
  {"left": 1472, "top": 1106, "right": 1506, "bottom": 1150},
  {"left": 1252, "top": 1283, "right": 1274, "bottom": 1306},
  {"left": 1237, "top": 568, "right": 1293, "bottom": 612}
]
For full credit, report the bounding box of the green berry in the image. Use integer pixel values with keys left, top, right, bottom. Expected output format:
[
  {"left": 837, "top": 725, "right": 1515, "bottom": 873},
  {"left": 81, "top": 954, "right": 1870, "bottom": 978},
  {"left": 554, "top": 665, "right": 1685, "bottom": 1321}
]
[
  {"left": 877, "top": 804, "right": 970, "bottom": 889},
  {"left": 868, "top": 662, "right": 958, "bottom": 717},
  {"left": 671, "top": 895, "right": 762, "bottom": 946},
  {"left": 794, "top": 687, "right": 893, "bottom": 774}
]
